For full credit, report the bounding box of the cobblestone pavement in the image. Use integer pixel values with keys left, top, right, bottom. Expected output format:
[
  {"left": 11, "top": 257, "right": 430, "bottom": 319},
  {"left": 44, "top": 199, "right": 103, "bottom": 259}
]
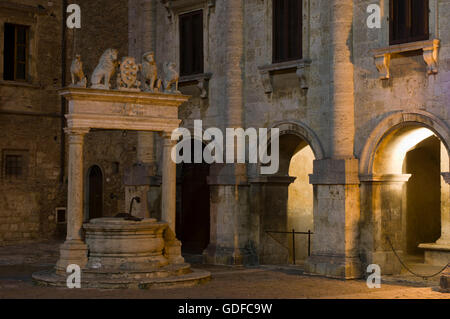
[{"left": 0, "top": 241, "right": 448, "bottom": 299}]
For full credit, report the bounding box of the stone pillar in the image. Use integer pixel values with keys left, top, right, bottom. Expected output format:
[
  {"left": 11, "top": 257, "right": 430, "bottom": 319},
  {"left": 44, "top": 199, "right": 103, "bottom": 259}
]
[
  {"left": 304, "top": 1, "right": 361, "bottom": 279},
  {"left": 203, "top": 0, "right": 254, "bottom": 265},
  {"left": 56, "top": 128, "right": 90, "bottom": 274},
  {"left": 359, "top": 174, "right": 411, "bottom": 275},
  {"left": 161, "top": 132, "right": 184, "bottom": 264},
  {"left": 440, "top": 173, "right": 450, "bottom": 293},
  {"left": 305, "top": 160, "right": 361, "bottom": 279}
]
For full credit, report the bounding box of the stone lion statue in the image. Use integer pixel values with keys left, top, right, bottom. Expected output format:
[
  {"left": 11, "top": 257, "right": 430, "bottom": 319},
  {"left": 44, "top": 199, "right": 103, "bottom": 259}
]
[
  {"left": 70, "top": 54, "right": 87, "bottom": 88},
  {"left": 163, "top": 62, "right": 180, "bottom": 94},
  {"left": 142, "top": 51, "right": 161, "bottom": 92},
  {"left": 90, "top": 48, "right": 119, "bottom": 89}
]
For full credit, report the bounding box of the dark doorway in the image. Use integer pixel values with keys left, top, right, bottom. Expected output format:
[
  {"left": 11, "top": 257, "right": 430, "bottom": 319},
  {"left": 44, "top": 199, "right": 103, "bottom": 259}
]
[
  {"left": 176, "top": 140, "right": 210, "bottom": 254},
  {"left": 404, "top": 136, "right": 441, "bottom": 256},
  {"left": 88, "top": 165, "right": 103, "bottom": 220}
]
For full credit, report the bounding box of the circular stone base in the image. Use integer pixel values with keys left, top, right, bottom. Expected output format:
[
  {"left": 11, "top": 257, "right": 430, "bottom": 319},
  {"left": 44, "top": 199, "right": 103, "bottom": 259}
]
[{"left": 32, "top": 266, "right": 211, "bottom": 289}]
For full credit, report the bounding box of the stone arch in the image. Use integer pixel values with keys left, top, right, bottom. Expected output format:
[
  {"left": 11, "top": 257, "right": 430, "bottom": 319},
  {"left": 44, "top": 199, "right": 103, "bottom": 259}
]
[
  {"left": 271, "top": 120, "right": 325, "bottom": 161},
  {"left": 85, "top": 164, "right": 104, "bottom": 221},
  {"left": 359, "top": 110, "right": 450, "bottom": 176},
  {"left": 358, "top": 110, "right": 450, "bottom": 274},
  {"left": 255, "top": 121, "right": 322, "bottom": 264}
]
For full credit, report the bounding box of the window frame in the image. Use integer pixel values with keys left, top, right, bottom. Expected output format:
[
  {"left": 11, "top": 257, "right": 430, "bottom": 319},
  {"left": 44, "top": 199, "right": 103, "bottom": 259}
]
[
  {"left": 179, "top": 9, "right": 204, "bottom": 77},
  {"left": 3, "top": 23, "right": 29, "bottom": 82},
  {"left": 389, "top": 0, "right": 430, "bottom": 45},
  {"left": 272, "top": 0, "right": 303, "bottom": 64},
  {"left": 2, "top": 149, "right": 28, "bottom": 180}
]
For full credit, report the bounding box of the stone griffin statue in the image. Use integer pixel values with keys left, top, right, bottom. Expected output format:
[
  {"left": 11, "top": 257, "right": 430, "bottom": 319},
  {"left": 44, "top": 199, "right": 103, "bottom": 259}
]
[
  {"left": 90, "top": 48, "right": 119, "bottom": 89},
  {"left": 163, "top": 62, "right": 180, "bottom": 94},
  {"left": 141, "top": 52, "right": 161, "bottom": 92},
  {"left": 116, "top": 56, "right": 141, "bottom": 91},
  {"left": 69, "top": 54, "right": 87, "bottom": 88}
]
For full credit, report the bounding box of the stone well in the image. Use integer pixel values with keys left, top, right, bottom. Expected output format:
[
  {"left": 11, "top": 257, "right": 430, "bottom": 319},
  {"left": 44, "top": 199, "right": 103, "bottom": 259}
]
[{"left": 33, "top": 218, "right": 210, "bottom": 289}]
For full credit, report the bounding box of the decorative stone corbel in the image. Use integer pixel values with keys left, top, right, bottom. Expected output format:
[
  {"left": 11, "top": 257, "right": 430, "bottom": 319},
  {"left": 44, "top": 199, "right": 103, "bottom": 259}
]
[
  {"left": 296, "top": 67, "right": 308, "bottom": 90},
  {"left": 259, "top": 70, "right": 273, "bottom": 94},
  {"left": 197, "top": 77, "right": 209, "bottom": 99},
  {"left": 179, "top": 73, "right": 212, "bottom": 99},
  {"left": 258, "top": 59, "right": 311, "bottom": 94},
  {"left": 423, "top": 40, "right": 439, "bottom": 75},
  {"left": 374, "top": 53, "right": 391, "bottom": 80},
  {"left": 372, "top": 39, "right": 440, "bottom": 80}
]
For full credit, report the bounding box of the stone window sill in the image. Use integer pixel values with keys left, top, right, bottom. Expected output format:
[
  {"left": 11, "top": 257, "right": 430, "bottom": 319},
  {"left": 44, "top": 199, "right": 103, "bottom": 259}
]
[
  {"left": 0, "top": 80, "right": 40, "bottom": 89},
  {"left": 372, "top": 39, "right": 440, "bottom": 80},
  {"left": 258, "top": 59, "right": 311, "bottom": 94},
  {"left": 179, "top": 72, "right": 212, "bottom": 98}
]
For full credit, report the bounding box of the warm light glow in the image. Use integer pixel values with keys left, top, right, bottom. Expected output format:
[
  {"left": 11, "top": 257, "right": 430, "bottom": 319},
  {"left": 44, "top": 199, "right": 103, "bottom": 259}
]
[{"left": 374, "top": 127, "right": 436, "bottom": 174}]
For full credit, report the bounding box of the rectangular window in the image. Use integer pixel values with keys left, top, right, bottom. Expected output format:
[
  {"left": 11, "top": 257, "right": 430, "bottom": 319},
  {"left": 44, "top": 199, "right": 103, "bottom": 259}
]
[
  {"left": 179, "top": 10, "right": 204, "bottom": 76},
  {"left": 273, "top": 0, "right": 303, "bottom": 63},
  {"left": 390, "top": 0, "right": 429, "bottom": 45},
  {"left": 3, "top": 23, "right": 29, "bottom": 81},
  {"left": 4, "top": 155, "right": 23, "bottom": 177},
  {"left": 2, "top": 150, "right": 28, "bottom": 180}
]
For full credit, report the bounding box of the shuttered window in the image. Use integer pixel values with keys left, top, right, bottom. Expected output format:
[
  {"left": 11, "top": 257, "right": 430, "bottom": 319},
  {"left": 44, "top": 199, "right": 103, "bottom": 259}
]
[
  {"left": 179, "top": 10, "right": 204, "bottom": 76},
  {"left": 3, "top": 23, "right": 29, "bottom": 81},
  {"left": 273, "top": 0, "right": 302, "bottom": 63},
  {"left": 390, "top": 0, "right": 429, "bottom": 45}
]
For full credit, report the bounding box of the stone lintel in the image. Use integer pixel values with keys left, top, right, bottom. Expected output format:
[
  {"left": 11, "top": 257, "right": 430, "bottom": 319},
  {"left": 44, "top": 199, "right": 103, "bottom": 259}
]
[
  {"left": 309, "top": 158, "right": 360, "bottom": 185},
  {"left": 59, "top": 87, "right": 190, "bottom": 106}
]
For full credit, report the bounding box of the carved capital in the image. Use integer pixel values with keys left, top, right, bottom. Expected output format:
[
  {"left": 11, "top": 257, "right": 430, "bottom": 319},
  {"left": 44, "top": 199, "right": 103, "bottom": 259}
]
[
  {"left": 64, "top": 127, "right": 90, "bottom": 145},
  {"left": 64, "top": 127, "right": 90, "bottom": 136},
  {"left": 374, "top": 54, "right": 390, "bottom": 80},
  {"left": 423, "top": 40, "right": 440, "bottom": 75}
]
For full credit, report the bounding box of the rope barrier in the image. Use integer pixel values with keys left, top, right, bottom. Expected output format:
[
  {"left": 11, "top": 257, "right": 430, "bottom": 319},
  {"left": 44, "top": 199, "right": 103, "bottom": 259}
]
[{"left": 386, "top": 236, "right": 449, "bottom": 280}]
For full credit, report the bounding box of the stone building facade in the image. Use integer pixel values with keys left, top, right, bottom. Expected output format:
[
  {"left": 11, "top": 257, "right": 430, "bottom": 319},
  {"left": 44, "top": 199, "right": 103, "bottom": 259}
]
[{"left": 1, "top": 0, "right": 449, "bottom": 279}]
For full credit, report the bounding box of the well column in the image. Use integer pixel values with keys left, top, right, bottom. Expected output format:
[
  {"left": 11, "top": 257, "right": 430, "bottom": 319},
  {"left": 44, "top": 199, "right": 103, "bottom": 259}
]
[{"left": 56, "top": 127, "right": 90, "bottom": 274}]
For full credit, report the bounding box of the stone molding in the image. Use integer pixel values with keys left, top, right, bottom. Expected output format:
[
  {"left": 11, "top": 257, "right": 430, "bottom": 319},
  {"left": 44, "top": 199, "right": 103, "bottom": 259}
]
[
  {"left": 258, "top": 59, "right": 312, "bottom": 94},
  {"left": 359, "top": 174, "right": 412, "bottom": 183},
  {"left": 161, "top": 0, "right": 215, "bottom": 20},
  {"left": 179, "top": 73, "right": 212, "bottom": 98},
  {"left": 249, "top": 175, "right": 297, "bottom": 185},
  {"left": 0, "top": 1, "right": 48, "bottom": 15},
  {"left": 372, "top": 39, "right": 440, "bottom": 79},
  {"left": 61, "top": 87, "right": 187, "bottom": 132}
]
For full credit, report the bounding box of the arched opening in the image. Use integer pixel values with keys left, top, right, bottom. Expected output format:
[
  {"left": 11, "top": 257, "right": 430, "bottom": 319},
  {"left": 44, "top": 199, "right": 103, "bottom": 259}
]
[
  {"left": 260, "top": 132, "right": 316, "bottom": 265},
  {"left": 364, "top": 122, "right": 450, "bottom": 272},
  {"left": 87, "top": 165, "right": 103, "bottom": 220},
  {"left": 403, "top": 135, "right": 441, "bottom": 257},
  {"left": 176, "top": 139, "right": 210, "bottom": 256}
]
